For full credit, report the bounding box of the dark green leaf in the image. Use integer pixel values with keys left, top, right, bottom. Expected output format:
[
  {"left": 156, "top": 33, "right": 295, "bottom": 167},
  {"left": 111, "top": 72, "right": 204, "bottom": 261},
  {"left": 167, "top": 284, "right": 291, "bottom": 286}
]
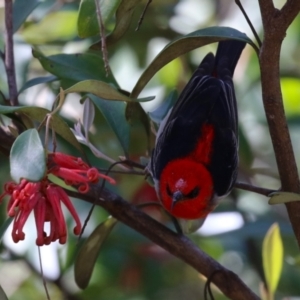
[
  {"left": 131, "top": 26, "right": 256, "bottom": 98},
  {"left": 89, "top": 95, "right": 130, "bottom": 155},
  {"left": 13, "top": 0, "right": 41, "bottom": 33},
  {"left": 33, "top": 50, "right": 119, "bottom": 87},
  {"left": 77, "top": 0, "right": 121, "bottom": 38},
  {"left": 0, "top": 105, "right": 82, "bottom": 152},
  {"left": 106, "top": 0, "right": 141, "bottom": 44},
  {"left": 19, "top": 75, "right": 58, "bottom": 94},
  {"left": 126, "top": 102, "right": 151, "bottom": 152},
  {"left": 75, "top": 217, "right": 117, "bottom": 289},
  {"left": 10, "top": 129, "right": 46, "bottom": 182},
  {"left": 64, "top": 80, "right": 154, "bottom": 102},
  {"left": 91, "top": 0, "right": 142, "bottom": 48}
]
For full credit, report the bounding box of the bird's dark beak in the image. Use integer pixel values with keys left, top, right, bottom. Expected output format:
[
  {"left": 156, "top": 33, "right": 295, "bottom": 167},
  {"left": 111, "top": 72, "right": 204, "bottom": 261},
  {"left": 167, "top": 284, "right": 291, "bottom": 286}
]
[{"left": 171, "top": 191, "right": 184, "bottom": 210}]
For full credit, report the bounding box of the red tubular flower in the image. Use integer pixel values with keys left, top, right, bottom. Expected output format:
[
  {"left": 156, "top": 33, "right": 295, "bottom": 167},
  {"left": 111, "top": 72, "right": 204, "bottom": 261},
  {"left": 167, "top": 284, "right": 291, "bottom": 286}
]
[
  {"left": 0, "top": 179, "right": 82, "bottom": 246},
  {"left": 48, "top": 152, "right": 116, "bottom": 193},
  {"left": 0, "top": 152, "right": 115, "bottom": 246}
]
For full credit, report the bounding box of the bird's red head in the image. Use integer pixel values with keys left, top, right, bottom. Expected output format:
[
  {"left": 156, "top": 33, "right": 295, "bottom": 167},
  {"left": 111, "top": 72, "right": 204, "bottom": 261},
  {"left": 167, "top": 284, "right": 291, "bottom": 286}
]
[{"left": 159, "top": 158, "right": 214, "bottom": 220}]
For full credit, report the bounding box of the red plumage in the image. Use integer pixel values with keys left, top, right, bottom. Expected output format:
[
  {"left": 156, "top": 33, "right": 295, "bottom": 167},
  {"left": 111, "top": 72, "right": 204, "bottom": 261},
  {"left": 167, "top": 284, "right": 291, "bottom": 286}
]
[{"left": 150, "top": 40, "right": 246, "bottom": 220}]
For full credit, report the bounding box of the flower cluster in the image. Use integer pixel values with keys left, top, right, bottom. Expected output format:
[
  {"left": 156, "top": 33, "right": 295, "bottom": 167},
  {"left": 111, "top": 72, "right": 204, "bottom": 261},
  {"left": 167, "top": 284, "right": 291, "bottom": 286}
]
[{"left": 0, "top": 152, "right": 115, "bottom": 246}]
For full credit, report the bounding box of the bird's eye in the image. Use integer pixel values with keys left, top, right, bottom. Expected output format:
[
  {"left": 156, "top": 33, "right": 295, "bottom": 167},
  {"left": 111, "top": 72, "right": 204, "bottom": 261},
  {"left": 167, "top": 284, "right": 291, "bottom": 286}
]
[
  {"left": 186, "top": 186, "right": 200, "bottom": 199},
  {"left": 166, "top": 185, "right": 173, "bottom": 197}
]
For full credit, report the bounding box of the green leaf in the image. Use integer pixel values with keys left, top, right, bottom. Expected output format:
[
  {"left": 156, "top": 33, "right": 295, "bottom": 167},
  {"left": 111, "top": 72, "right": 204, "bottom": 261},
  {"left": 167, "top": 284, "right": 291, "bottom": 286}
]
[
  {"left": 281, "top": 78, "right": 300, "bottom": 117},
  {"left": 106, "top": 0, "right": 142, "bottom": 45},
  {"left": 77, "top": 0, "right": 121, "bottom": 38},
  {"left": 33, "top": 50, "right": 119, "bottom": 87},
  {"left": 89, "top": 95, "right": 130, "bottom": 155},
  {"left": 126, "top": 102, "right": 151, "bottom": 152},
  {"left": 10, "top": 129, "right": 46, "bottom": 182},
  {"left": 13, "top": 0, "right": 41, "bottom": 33},
  {"left": 0, "top": 284, "right": 8, "bottom": 300},
  {"left": 268, "top": 192, "right": 300, "bottom": 204},
  {"left": 21, "top": 11, "right": 78, "bottom": 44},
  {"left": 19, "top": 75, "right": 58, "bottom": 94},
  {"left": 262, "top": 223, "right": 283, "bottom": 296},
  {"left": 75, "top": 217, "right": 117, "bottom": 289},
  {"left": 64, "top": 80, "right": 154, "bottom": 102},
  {"left": 0, "top": 105, "right": 82, "bottom": 152},
  {"left": 131, "top": 26, "right": 255, "bottom": 98}
]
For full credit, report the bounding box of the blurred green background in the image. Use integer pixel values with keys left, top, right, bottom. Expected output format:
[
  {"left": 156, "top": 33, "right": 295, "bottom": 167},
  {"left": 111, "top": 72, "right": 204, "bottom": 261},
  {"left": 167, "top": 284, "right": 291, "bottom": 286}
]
[{"left": 0, "top": 0, "right": 300, "bottom": 299}]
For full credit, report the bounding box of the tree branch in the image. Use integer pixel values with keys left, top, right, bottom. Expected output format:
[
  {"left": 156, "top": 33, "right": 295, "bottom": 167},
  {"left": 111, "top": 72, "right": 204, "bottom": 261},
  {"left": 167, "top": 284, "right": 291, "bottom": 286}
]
[
  {"left": 258, "top": 0, "right": 300, "bottom": 246},
  {"left": 67, "top": 188, "right": 259, "bottom": 300},
  {"left": 4, "top": 0, "right": 18, "bottom": 106},
  {"left": 235, "top": 182, "right": 275, "bottom": 196}
]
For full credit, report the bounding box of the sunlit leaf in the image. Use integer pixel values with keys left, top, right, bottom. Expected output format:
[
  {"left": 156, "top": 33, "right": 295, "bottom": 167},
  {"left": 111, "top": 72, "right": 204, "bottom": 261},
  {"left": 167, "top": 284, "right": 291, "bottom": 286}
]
[
  {"left": 13, "top": 0, "right": 41, "bottom": 33},
  {"left": 19, "top": 75, "right": 58, "bottom": 94},
  {"left": 64, "top": 80, "right": 154, "bottom": 102},
  {"left": 77, "top": 0, "right": 121, "bottom": 38},
  {"left": 131, "top": 26, "right": 255, "bottom": 98},
  {"left": 33, "top": 50, "right": 119, "bottom": 86},
  {"left": 75, "top": 217, "right": 117, "bottom": 289},
  {"left": 21, "top": 11, "right": 78, "bottom": 44},
  {"left": 89, "top": 94, "right": 130, "bottom": 155},
  {"left": 0, "top": 105, "right": 82, "bottom": 152},
  {"left": 262, "top": 223, "right": 283, "bottom": 295},
  {"left": 281, "top": 78, "right": 300, "bottom": 117},
  {"left": 10, "top": 129, "right": 46, "bottom": 182},
  {"left": 268, "top": 192, "right": 300, "bottom": 204},
  {"left": 158, "top": 58, "right": 182, "bottom": 89}
]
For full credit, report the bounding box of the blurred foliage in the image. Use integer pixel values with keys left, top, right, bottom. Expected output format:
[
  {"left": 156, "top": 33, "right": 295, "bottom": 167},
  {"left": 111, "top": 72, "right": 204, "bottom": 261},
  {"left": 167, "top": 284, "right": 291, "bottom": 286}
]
[{"left": 0, "top": 0, "right": 299, "bottom": 299}]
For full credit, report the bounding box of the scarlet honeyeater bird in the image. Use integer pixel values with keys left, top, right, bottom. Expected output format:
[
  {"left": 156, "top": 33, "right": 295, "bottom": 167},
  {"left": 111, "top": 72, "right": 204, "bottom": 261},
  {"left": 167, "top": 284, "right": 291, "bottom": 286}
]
[{"left": 149, "top": 40, "right": 246, "bottom": 220}]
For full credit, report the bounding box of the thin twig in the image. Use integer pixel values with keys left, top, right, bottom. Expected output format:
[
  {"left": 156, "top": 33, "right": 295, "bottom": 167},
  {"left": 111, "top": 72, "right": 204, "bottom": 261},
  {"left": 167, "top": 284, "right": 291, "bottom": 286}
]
[
  {"left": 97, "top": 168, "right": 145, "bottom": 175},
  {"left": 38, "top": 247, "right": 50, "bottom": 300},
  {"left": 235, "top": 182, "right": 276, "bottom": 196},
  {"left": 94, "top": 0, "right": 110, "bottom": 75},
  {"left": 235, "top": 0, "right": 262, "bottom": 47},
  {"left": 80, "top": 160, "right": 126, "bottom": 238},
  {"left": 4, "top": 0, "right": 18, "bottom": 106},
  {"left": 136, "top": 0, "right": 152, "bottom": 31}
]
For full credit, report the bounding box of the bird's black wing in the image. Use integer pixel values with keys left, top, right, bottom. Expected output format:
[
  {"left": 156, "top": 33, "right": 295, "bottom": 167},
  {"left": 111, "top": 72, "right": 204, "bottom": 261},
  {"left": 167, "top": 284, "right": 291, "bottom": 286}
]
[{"left": 151, "top": 40, "right": 245, "bottom": 196}]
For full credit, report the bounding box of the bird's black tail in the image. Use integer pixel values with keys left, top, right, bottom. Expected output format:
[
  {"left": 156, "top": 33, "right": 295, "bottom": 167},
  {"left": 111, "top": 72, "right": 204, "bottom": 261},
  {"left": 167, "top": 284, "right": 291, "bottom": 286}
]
[{"left": 215, "top": 40, "right": 246, "bottom": 79}]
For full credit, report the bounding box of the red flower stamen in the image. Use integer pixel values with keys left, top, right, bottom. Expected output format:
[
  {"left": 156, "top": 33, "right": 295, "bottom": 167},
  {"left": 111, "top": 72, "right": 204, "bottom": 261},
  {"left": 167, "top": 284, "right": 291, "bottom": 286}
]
[{"left": 0, "top": 152, "right": 116, "bottom": 245}]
